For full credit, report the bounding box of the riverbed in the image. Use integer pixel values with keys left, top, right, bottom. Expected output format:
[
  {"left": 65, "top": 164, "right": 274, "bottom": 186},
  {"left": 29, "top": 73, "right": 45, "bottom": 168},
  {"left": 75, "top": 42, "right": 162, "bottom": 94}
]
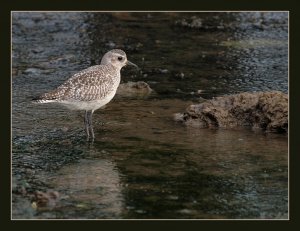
[{"left": 12, "top": 12, "right": 288, "bottom": 219}]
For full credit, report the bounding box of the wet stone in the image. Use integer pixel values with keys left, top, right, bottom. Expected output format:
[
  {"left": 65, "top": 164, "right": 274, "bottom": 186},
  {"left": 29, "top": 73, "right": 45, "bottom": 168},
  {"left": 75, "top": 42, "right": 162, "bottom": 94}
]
[
  {"left": 175, "top": 91, "right": 288, "bottom": 133},
  {"left": 116, "top": 81, "right": 153, "bottom": 98}
]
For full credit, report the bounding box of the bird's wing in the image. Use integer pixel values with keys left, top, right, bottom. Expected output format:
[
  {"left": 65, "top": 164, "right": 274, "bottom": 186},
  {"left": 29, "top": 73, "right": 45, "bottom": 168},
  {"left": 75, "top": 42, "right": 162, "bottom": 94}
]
[{"left": 38, "top": 65, "right": 117, "bottom": 102}]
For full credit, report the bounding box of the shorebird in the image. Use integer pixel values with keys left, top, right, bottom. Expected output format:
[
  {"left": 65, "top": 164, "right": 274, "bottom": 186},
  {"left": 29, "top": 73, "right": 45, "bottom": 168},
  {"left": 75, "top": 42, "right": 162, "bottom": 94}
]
[{"left": 33, "top": 49, "right": 138, "bottom": 141}]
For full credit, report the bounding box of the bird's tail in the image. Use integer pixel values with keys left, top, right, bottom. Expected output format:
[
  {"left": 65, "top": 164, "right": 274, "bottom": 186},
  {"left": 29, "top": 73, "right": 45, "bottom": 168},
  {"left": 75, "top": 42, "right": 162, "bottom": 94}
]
[
  {"left": 32, "top": 94, "right": 59, "bottom": 104},
  {"left": 32, "top": 97, "right": 56, "bottom": 104},
  {"left": 32, "top": 87, "right": 66, "bottom": 104}
]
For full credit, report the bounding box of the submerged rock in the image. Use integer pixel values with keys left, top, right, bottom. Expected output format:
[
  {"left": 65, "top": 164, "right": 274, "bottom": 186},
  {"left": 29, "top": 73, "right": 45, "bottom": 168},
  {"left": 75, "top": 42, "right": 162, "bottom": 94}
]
[
  {"left": 33, "top": 190, "right": 60, "bottom": 209},
  {"left": 174, "top": 91, "right": 288, "bottom": 133},
  {"left": 175, "top": 16, "right": 203, "bottom": 29}
]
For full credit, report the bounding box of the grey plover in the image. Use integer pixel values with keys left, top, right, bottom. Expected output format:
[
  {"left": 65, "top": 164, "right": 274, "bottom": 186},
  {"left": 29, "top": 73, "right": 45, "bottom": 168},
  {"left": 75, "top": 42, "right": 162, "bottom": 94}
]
[{"left": 33, "top": 49, "right": 138, "bottom": 140}]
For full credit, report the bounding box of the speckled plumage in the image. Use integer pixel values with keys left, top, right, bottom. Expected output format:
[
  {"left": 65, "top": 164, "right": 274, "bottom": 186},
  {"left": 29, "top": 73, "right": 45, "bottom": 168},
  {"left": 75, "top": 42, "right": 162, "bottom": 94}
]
[
  {"left": 35, "top": 49, "right": 127, "bottom": 107},
  {"left": 36, "top": 65, "right": 121, "bottom": 109},
  {"left": 33, "top": 49, "right": 138, "bottom": 140}
]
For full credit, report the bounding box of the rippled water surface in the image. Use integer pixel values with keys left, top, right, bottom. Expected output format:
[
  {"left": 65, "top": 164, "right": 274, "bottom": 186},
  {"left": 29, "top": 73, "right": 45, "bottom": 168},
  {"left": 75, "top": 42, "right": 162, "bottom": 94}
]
[{"left": 12, "top": 12, "right": 288, "bottom": 219}]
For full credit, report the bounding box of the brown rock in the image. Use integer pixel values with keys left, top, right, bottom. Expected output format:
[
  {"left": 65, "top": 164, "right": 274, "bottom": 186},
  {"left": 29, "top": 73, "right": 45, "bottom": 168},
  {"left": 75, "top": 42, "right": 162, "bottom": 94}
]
[
  {"left": 116, "top": 81, "right": 153, "bottom": 98},
  {"left": 174, "top": 91, "right": 288, "bottom": 133}
]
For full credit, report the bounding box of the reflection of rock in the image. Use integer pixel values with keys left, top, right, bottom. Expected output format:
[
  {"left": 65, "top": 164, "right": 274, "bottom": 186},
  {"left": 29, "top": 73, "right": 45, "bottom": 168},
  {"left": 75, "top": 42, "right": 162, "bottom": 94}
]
[
  {"left": 174, "top": 91, "right": 288, "bottom": 133},
  {"left": 116, "top": 81, "right": 153, "bottom": 98}
]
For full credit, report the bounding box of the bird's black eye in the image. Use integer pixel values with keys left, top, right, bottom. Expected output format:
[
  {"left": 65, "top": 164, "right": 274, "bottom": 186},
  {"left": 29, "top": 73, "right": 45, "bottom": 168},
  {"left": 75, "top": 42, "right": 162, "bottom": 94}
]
[{"left": 118, "top": 56, "right": 123, "bottom": 61}]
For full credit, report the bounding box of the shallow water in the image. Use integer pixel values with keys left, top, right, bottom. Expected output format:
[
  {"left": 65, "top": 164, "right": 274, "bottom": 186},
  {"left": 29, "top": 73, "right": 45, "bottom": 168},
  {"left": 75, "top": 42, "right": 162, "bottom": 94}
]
[{"left": 12, "top": 12, "right": 288, "bottom": 219}]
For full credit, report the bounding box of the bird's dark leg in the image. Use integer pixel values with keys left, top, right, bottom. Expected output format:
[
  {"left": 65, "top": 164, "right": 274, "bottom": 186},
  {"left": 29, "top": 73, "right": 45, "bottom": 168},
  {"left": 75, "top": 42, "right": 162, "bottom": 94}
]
[
  {"left": 89, "top": 110, "right": 95, "bottom": 141},
  {"left": 84, "top": 110, "right": 90, "bottom": 140}
]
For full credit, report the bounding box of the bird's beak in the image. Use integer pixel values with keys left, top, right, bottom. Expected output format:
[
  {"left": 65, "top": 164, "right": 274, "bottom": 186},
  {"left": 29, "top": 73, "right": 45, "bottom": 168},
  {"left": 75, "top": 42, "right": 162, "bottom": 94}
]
[{"left": 126, "top": 60, "right": 139, "bottom": 68}]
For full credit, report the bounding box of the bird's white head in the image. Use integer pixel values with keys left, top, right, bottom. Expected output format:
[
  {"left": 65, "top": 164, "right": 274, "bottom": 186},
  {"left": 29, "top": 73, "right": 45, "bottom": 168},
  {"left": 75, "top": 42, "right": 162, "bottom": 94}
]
[{"left": 101, "top": 49, "right": 138, "bottom": 70}]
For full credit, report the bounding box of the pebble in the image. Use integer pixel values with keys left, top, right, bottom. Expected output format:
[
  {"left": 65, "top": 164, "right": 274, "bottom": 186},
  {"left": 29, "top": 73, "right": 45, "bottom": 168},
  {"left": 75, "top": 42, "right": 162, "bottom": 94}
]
[{"left": 23, "top": 68, "right": 42, "bottom": 75}]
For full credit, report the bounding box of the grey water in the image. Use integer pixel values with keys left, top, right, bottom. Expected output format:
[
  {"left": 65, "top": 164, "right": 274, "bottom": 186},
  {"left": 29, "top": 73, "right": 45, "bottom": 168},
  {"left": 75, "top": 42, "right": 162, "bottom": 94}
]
[{"left": 12, "top": 12, "right": 288, "bottom": 219}]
